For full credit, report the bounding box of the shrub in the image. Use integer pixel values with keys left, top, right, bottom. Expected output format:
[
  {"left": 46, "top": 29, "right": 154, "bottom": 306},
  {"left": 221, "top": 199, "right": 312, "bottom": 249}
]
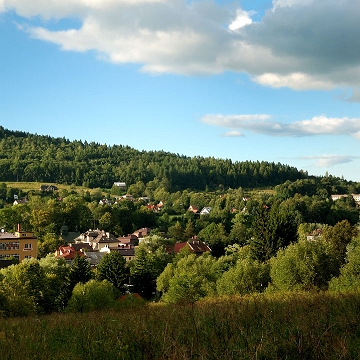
[
  {"left": 269, "top": 240, "right": 340, "bottom": 291},
  {"left": 66, "top": 280, "right": 119, "bottom": 313},
  {"left": 217, "top": 257, "right": 270, "bottom": 295}
]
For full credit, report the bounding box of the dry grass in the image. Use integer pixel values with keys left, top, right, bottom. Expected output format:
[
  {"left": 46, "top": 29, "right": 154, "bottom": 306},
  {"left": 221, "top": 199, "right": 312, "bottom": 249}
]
[{"left": 1, "top": 291, "right": 360, "bottom": 359}]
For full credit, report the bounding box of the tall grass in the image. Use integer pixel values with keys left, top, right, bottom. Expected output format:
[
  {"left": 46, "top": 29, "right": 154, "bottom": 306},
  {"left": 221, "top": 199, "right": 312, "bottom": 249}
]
[{"left": 1, "top": 291, "right": 360, "bottom": 359}]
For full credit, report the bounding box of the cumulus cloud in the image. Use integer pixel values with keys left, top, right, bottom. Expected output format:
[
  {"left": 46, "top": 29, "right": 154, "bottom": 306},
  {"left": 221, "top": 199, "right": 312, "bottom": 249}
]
[
  {"left": 228, "top": 9, "right": 254, "bottom": 31},
  {"left": 301, "top": 155, "right": 359, "bottom": 167},
  {"left": 3, "top": 0, "right": 360, "bottom": 90},
  {"left": 201, "top": 114, "right": 360, "bottom": 138}
]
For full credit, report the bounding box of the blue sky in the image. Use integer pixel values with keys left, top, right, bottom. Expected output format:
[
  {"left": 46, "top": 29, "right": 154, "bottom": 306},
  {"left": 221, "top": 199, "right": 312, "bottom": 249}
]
[{"left": 1, "top": 0, "right": 360, "bottom": 182}]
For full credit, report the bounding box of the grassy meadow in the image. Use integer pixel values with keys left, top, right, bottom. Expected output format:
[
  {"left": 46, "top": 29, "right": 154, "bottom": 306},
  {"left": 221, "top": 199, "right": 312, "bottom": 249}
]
[{"left": 1, "top": 291, "right": 360, "bottom": 359}]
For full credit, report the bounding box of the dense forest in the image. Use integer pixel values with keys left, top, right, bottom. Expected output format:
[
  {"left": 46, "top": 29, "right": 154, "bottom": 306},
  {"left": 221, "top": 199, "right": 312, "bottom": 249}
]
[{"left": 0, "top": 126, "right": 308, "bottom": 190}]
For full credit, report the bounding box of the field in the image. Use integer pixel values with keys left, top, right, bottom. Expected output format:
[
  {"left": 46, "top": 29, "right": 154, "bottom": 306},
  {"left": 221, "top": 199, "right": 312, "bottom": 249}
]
[{"left": 1, "top": 291, "right": 360, "bottom": 359}]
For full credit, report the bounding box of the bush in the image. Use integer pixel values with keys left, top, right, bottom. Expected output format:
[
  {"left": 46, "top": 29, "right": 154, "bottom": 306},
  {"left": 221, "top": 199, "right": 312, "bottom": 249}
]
[
  {"left": 217, "top": 257, "right": 270, "bottom": 295},
  {"left": 66, "top": 280, "right": 119, "bottom": 313},
  {"left": 269, "top": 240, "right": 340, "bottom": 291}
]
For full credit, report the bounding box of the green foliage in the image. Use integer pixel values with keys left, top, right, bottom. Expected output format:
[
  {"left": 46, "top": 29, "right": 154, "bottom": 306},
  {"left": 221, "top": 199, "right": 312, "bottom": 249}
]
[
  {"left": 250, "top": 204, "right": 299, "bottom": 262},
  {"left": 130, "top": 242, "right": 171, "bottom": 299},
  {"left": 37, "top": 233, "right": 66, "bottom": 259},
  {"left": 96, "top": 251, "right": 128, "bottom": 292},
  {"left": 67, "top": 254, "right": 93, "bottom": 293},
  {"left": 322, "top": 220, "right": 358, "bottom": 264},
  {"left": 0, "top": 126, "right": 307, "bottom": 190},
  {"left": 157, "top": 253, "right": 219, "bottom": 303},
  {"left": 269, "top": 240, "right": 340, "bottom": 291},
  {"left": 66, "top": 280, "right": 119, "bottom": 313},
  {"left": 197, "top": 222, "right": 229, "bottom": 257},
  {"left": 329, "top": 236, "right": 360, "bottom": 292},
  {"left": 217, "top": 257, "right": 270, "bottom": 296}
]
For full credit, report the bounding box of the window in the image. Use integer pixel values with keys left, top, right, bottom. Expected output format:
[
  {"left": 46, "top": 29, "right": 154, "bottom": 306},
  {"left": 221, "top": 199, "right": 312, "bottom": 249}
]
[
  {"left": 24, "top": 244, "right": 33, "bottom": 250},
  {"left": 24, "top": 255, "right": 32, "bottom": 259},
  {"left": 0, "top": 254, "right": 19, "bottom": 260},
  {"left": 0, "top": 242, "right": 20, "bottom": 251}
]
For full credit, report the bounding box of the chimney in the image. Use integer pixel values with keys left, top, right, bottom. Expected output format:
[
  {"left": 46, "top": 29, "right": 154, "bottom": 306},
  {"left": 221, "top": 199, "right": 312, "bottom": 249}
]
[{"left": 17, "top": 223, "right": 21, "bottom": 232}]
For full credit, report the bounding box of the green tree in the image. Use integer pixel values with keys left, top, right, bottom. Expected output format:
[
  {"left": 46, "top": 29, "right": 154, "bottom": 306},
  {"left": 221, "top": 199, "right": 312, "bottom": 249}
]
[
  {"left": 322, "top": 220, "right": 358, "bottom": 264},
  {"left": 66, "top": 279, "right": 118, "bottom": 313},
  {"left": 269, "top": 240, "right": 340, "bottom": 291},
  {"left": 250, "top": 204, "right": 298, "bottom": 262},
  {"left": 37, "top": 233, "right": 66, "bottom": 258},
  {"left": 130, "top": 244, "right": 170, "bottom": 299},
  {"left": 329, "top": 236, "right": 360, "bottom": 292},
  {"left": 217, "top": 257, "right": 270, "bottom": 296},
  {"left": 60, "top": 254, "right": 93, "bottom": 308},
  {"left": 157, "top": 253, "right": 218, "bottom": 303},
  {"left": 96, "top": 251, "right": 128, "bottom": 292},
  {"left": 168, "top": 221, "right": 185, "bottom": 242},
  {"left": 197, "top": 222, "right": 228, "bottom": 257}
]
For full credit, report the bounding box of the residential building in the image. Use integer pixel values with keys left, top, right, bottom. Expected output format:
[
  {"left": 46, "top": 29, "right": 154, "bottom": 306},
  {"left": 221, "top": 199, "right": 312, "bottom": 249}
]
[
  {"left": 0, "top": 225, "right": 37, "bottom": 262},
  {"left": 40, "top": 184, "right": 58, "bottom": 192},
  {"left": 74, "top": 229, "right": 119, "bottom": 251},
  {"left": 188, "top": 205, "right": 199, "bottom": 213},
  {"left": 200, "top": 207, "right": 212, "bottom": 215},
  {"left": 168, "top": 238, "right": 211, "bottom": 255}
]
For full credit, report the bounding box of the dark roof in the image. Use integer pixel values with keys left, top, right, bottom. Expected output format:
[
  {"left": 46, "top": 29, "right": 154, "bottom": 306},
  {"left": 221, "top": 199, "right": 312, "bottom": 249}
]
[
  {"left": 71, "top": 243, "right": 93, "bottom": 252},
  {"left": 168, "top": 239, "right": 211, "bottom": 254},
  {"left": 188, "top": 239, "right": 211, "bottom": 253},
  {"left": 117, "top": 234, "right": 138, "bottom": 245},
  {"left": 110, "top": 247, "right": 135, "bottom": 257},
  {"left": 132, "top": 228, "right": 152, "bottom": 238}
]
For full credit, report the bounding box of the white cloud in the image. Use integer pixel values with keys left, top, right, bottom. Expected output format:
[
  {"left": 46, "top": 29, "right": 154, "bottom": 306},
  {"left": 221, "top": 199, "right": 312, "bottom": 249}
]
[
  {"left": 201, "top": 114, "right": 360, "bottom": 138},
  {"left": 3, "top": 0, "right": 360, "bottom": 91},
  {"left": 228, "top": 9, "right": 253, "bottom": 31},
  {"left": 301, "top": 155, "right": 358, "bottom": 167},
  {"left": 253, "top": 73, "right": 335, "bottom": 91},
  {"left": 221, "top": 130, "right": 244, "bottom": 137}
]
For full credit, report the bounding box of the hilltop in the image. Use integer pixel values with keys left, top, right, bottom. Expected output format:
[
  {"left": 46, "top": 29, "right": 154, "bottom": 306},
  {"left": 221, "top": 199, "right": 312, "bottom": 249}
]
[{"left": 0, "top": 126, "right": 309, "bottom": 190}]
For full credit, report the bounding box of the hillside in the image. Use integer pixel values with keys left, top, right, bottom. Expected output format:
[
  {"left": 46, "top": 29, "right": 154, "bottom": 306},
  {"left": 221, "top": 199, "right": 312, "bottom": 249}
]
[{"left": 0, "top": 126, "right": 309, "bottom": 190}]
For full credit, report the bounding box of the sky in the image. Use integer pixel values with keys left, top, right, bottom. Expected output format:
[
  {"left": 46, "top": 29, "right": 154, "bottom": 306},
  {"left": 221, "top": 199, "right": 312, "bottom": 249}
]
[{"left": 1, "top": 0, "right": 360, "bottom": 182}]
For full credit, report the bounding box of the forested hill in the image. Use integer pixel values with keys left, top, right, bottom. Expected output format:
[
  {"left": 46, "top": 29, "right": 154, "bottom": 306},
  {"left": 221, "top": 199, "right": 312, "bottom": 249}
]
[{"left": 0, "top": 126, "right": 308, "bottom": 190}]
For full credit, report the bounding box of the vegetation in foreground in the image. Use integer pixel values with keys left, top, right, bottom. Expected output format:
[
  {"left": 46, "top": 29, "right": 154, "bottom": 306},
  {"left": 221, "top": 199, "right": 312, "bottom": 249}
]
[{"left": 1, "top": 291, "right": 360, "bottom": 360}]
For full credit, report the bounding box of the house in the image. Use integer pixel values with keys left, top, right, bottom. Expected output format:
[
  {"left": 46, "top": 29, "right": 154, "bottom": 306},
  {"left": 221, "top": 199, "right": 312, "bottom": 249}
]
[
  {"left": 101, "top": 244, "right": 135, "bottom": 262},
  {"left": 74, "top": 229, "right": 119, "bottom": 251},
  {"left": 138, "top": 197, "right": 151, "bottom": 203},
  {"left": 55, "top": 245, "right": 86, "bottom": 265},
  {"left": 168, "top": 239, "right": 211, "bottom": 255},
  {"left": 307, "top": 229, "right": 323, "bottom": 241},
  {"left": 13, "top": 198, "right": 28, "bottom": 206},
  {"left": 188, "top": 205, "right": 199, "bottom": 214},
  {"left": 113, "top": 182, "right": 126, "bottom": 189},
  {"left": 40, "top": 184, "right": 58, "bottom": 192},
  {"left": 99, "top": 198, "right": 112, "bottom": 206},
  {"left": 331, "top": 194, "right": 360, "bottom": 204},
  {"left": 132, "top": 227, "right": 152, "bottom": 241},
  {"left": 122, "top": 194, "right": 134, "bottom": 201},
  {"left": 0, "top": 225, "right": 37, "bottom": 262},
  {"left": 331, "top": 194, "right": 348, "bottom": 201},
  {"left": 117, "top": 234, "right": 139, "bottom": 247},
  {"left": 200, "top": 207, "right": 212, "bottom": 215}
]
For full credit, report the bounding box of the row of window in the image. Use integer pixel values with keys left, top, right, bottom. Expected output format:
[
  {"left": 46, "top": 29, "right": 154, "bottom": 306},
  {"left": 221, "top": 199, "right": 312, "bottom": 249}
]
[
  {"left": 0, "top": 242, "right": 20, "bottom": 250},
  {"left": 0, "top": 242, "right": 33, "bottom": 251},
  {"left": 0, "top": 254, "right": 33, "bottom": 260},
  {"left": 0, "top": 254, "right": 20, "bottom": 260}
]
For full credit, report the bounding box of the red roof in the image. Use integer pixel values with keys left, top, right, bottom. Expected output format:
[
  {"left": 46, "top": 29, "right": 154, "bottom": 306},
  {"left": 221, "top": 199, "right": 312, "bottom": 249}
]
[
  {"left": 168, "top": 240, "right": 211, "bottom": 254},
  {"left": 56, "top": 246, "right": 85, "bottom": 260}
]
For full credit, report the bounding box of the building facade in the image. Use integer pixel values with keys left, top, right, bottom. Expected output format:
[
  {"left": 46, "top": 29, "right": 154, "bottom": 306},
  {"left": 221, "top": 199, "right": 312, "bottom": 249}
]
[{"left": 0, "top": 226, "right": 37, "bottom": 262}]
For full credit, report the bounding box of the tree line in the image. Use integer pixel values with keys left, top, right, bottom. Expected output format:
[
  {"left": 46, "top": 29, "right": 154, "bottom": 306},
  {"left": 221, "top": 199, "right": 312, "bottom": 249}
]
[{"left": 0, "top": 126, "right": 308, "bottom": 190}]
